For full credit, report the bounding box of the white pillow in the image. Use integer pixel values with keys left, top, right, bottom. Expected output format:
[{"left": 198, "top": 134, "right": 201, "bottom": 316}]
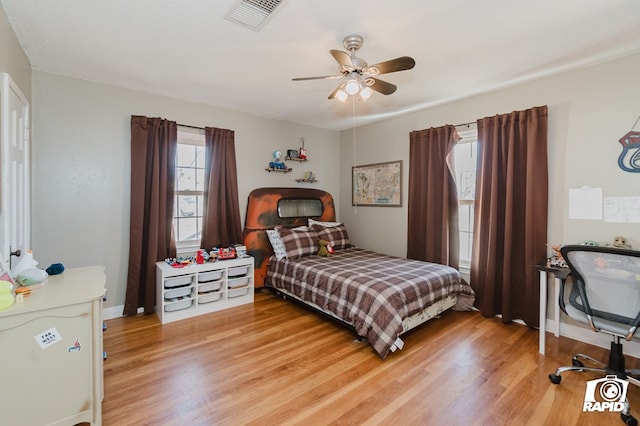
[
  {"left": 266, "top": 229, "right": 287, "bottom": 260},
  {"left": 308, "top": 218, "right": 341, "bottom": 227}
]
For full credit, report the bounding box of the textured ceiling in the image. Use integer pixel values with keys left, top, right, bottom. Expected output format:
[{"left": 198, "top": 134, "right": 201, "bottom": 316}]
[{"left": 2, "top": 0, "right": 639, "bottom": 130}]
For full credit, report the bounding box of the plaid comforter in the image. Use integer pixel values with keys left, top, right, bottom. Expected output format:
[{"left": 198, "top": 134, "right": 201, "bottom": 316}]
[{"left": 266, "top": 247, "right": 475, "bottom": 358}]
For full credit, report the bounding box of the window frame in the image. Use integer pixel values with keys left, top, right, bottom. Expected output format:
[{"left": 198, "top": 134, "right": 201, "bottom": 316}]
[
  {"left": 453, "top": 126, "right": 478, "bottom": 272},
  {"left": 277, "top": 198, "right": 324, "bottom": 218},
  {"left": 174, "top": 127, "right": 206, "bottom": 253}
]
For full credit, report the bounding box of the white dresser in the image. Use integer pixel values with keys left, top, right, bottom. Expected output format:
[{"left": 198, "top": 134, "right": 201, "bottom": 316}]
[{"left": 0, "top": 266, "right": 106, "bottom": 426}]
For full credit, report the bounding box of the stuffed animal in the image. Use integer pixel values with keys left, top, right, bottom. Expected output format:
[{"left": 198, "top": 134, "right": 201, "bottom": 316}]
[
  {"left": 612, "top": 236, "right": 632, "bottom": 249},
  {"left": 318, "top": 240, "right": 330, "bottom": 257},
  {"left": 546, "top": 244, "right": 566, "bottom": 268}
]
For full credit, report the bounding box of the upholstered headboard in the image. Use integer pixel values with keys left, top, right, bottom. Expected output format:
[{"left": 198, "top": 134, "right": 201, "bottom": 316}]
[{"left": 243, "top": 187, "right": 336, "bottom": 288}]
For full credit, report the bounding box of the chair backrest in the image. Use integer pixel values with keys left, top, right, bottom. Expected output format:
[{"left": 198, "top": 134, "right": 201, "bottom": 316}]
[{"left": 560, "top": 245, "right": 640, "bottom": 338}]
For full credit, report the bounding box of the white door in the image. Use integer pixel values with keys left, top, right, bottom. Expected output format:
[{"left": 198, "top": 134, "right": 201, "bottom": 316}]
[{"left": 0, "top": 73, "right": 30, "bottom": 268}]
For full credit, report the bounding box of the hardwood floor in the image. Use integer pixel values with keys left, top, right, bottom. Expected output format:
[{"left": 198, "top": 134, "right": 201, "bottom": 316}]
[{"left": 103, "top": 291, "right": 640, "bottom": 425}]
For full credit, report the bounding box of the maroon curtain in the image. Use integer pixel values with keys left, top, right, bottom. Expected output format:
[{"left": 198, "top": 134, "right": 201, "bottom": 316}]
[
  {"left": 124, "top": 116, "right": 177, "bottom": 315},
  {"left": 471, "top": 105, "right": 548, "bottom": 327},
  {"left": 200, "top": 127, "right": 243, "bottom": 249},
  {"left": 407, "top": 125, "right": 461, "bottom": 268}
]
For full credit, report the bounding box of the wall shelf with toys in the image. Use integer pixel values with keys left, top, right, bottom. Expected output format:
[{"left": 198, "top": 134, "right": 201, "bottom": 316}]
[
  {"left": 265, "top": 167, "right": 292, "bottom": 173},
  {"left": 265, "top": 149, "right": 292, "bottom": 173},
  {"left": 295, "top": 170, "right": 317, "bottom": 183},
  {"left": 285, "top": 138, "right": 308, "bottom": 162}
]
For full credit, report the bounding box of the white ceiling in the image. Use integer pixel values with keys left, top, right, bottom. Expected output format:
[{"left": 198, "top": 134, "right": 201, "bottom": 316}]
[{"left": 2, "top": 0, "right": 640, "bottom": 131}]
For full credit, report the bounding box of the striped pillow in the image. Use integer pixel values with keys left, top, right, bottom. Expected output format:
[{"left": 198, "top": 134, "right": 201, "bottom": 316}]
[
  {"left": 276, "top": 226, "right": 319, "bottom": 259},
  {"left": 311, "top": 223, "right": 351, "bottom": 250}
]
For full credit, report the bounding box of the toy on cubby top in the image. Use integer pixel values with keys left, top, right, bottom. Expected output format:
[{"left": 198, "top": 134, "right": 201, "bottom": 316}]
[{"left": 165, "top": 245, "right": 248, "bottom": 268}]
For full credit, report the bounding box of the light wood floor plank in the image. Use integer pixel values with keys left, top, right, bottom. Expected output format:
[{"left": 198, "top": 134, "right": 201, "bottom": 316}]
[{"left": 103, "top": 291, "right": 640, "bottom": 425}]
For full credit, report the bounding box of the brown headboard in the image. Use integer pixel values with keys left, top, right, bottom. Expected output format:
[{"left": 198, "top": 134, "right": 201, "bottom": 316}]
[{"left": 243, "top": 187, "right": 336, "bottom": 288}]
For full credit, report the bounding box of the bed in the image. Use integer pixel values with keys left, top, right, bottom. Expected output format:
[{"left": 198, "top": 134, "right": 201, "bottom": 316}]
[{"left": 243, "top": 187, "right": 475, "bottom": 359}]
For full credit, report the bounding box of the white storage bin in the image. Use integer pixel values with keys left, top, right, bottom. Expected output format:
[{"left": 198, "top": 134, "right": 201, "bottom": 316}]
[
  {"left": 164, "top": 275, "right": 192, "bottom": 288},
  {"left": 164, "top": 297, "right": 193, "bottom": 312},
  {"left": 198, "top": 292, "right": 222, "bottom": 304},
  {"left": 198, "top": 270, "right": 223, "bottom": 283},
  {"left": 228, "top": 276, "right": 249, "bottom": 289},
  {"left": 228, "top": 287, "right": 250, "bottom": 298},
  {"left": 164, "top": 286, "right": 192, "bottom": 299},
  {"left": 198, "top": 280, "right": 222, "bottom": 292},
  {"left": 227, "top": 266, "right": 249, "bottom": 277}
]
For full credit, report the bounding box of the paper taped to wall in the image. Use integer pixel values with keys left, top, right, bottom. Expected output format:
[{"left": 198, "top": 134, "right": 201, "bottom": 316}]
[
  {"left": 569, "top": 186, "right": 603, "bottom": 220},
  {"left": 604, "top": 196, "right": 640, "bottom": 223}
]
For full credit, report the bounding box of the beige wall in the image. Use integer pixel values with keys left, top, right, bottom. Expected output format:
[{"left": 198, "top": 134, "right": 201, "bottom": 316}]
[
  {"left": 339, "top": 52, "right": 640, "bottom": 259},
  {"left": 31, "top": 71, "right": 340, "bottom": 309},
  {"left": 0, "top": 4, "right": 30, "bottom": 99},
  {"left": 25, "top": 48, "right": 640, "bottom": 316}
]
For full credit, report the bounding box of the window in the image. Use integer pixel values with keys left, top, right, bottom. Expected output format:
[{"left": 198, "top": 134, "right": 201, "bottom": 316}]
[
  {"left": 277, "top": 199, "right": 323, "bottom": 218},
  {"left": 453, "top": 127, "right": 478, "bottom": 268},
  {"left": 174, "top": 128, "right": 205, "bottom": 248}
]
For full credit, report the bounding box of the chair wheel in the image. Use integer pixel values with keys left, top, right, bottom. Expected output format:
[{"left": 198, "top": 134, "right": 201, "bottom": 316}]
[
  {"left": 549, "top": 373, "right": 562, "bottom": 384},
  {"left": 621, "top": 413, "right": 638, "bottom": 426}
]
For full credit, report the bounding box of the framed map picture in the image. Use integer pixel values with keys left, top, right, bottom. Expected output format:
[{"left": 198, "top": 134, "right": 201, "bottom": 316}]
[{"left": 352, "top": 160, "right": 402, "bottom": 206}]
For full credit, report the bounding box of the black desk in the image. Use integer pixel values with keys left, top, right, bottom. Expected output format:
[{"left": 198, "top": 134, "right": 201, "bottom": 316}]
[{"left": 535, "top": 265, "right": 570, "bottom": 354}]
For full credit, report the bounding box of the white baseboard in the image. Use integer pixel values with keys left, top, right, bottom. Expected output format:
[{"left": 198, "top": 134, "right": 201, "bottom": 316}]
[
  {"left": 103, "top": 304, "right": 144, "bottom": 320},
  {"left": 546, "top": 318, "right": 640, "bottom": 359}
]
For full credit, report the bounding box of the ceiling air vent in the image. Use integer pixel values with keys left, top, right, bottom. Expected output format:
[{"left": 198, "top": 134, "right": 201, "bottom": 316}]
[{"left": 225, "top": 0, "right": 288, "bottom": 31}]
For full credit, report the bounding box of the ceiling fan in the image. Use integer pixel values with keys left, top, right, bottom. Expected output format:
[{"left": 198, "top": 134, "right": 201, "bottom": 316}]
[{"left": 292, "top": 34, "right": 416, "bottom": 102}]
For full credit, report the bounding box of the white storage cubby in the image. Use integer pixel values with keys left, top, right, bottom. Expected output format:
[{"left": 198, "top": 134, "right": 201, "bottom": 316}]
[{"left": 156, "top": 256, "right": 254, "bottom": 324}]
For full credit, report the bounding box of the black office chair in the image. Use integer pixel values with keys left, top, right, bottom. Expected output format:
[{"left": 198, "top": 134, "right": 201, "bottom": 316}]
[{"left": 548, "top": 245, "right": 640, "bottom": 425}]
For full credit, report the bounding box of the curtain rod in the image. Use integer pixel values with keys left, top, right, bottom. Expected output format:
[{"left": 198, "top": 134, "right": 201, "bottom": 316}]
[
  {"left": 455, "top": 121, "right": 476, "bottom": 128},
  {"left": 178, "top": 123, "right": 205, "bottom": 130}
]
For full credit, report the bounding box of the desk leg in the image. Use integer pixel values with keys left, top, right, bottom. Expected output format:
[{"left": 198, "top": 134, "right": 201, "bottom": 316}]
[
  {"left": 553, "top": 277, "right": 561, "bottom": 337},
  {"left": 539, "top": 270, "right": 547, "bottom": 354}
]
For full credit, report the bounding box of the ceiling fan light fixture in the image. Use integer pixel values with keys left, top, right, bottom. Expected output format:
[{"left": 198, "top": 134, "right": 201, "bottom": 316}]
[
  {"left": 345, "top": 78, "right": 360, "bottom": 96},
  {"left": 336, "top": 89, "right": 348, "bottom": 103},
  {"left": 359, "top": 86, "right": 373, "bottom": 101}
]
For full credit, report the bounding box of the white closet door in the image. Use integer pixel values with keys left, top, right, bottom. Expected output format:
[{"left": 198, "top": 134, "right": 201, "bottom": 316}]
[{"left": 0, "top": 72, "right": 30, "bottom": 267}]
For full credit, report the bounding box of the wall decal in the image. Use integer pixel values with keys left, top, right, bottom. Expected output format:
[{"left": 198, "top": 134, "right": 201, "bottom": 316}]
[{"left": 618, "top": 115, "right": 640, "bottom": 173}]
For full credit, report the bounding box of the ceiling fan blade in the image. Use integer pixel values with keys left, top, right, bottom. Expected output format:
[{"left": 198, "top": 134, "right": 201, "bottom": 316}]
[
  {"left": 366, "top": 78, "right": 397, "bottom": 95},
  {"left": 330, "top": 49, "right": 354, "bottom": 70},
  {"left": 368, "top": 56, "right": 415, "bottom": 75},
  {"left": 292, "top": 75, "right": 342, "bottom": 81}
]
